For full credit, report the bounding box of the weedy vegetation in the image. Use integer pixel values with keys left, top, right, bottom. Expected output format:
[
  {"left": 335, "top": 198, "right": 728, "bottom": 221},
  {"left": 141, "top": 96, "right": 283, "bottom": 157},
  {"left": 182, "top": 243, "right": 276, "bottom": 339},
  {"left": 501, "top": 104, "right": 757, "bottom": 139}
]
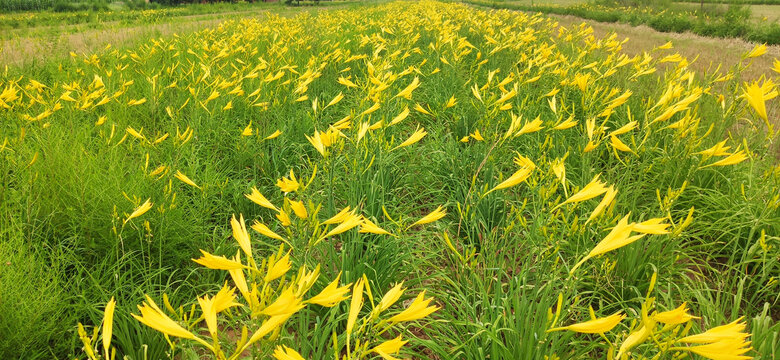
[{"left": 0, "top": 1, "right": 779, "bottom": 359}]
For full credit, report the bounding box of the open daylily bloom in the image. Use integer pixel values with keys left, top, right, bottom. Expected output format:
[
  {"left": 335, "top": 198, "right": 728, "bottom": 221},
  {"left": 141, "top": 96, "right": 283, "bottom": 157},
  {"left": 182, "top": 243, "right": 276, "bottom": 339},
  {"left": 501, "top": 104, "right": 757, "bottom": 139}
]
[
  {"left": 376, "top": 282, "right": 405, "bottom": 313},
  {"left": 484, "top": 167, "right": 533, "bottom": 196},
  {"left": 261, "top": 287, "right": 304, "bottom": 316},
  {"left": 264, "top": 251, "right": 292, "bottom": 283},
  {"left": 742, "top": 80, "right": 777, "bottom": 122},
  {"left": 124, "top": 199, "right": 152, "bottom": 224},
  {"left": 388, "top": 290, "right": 439, "bottom": 323},
  {"left": 696, "top": 140, "right": 731, "bottom": 158},
  {"left": 702, "top": 150, "right": 749, "bottom": 168},
  {"left": 409, "top": 206, "right": 446, "bottom": 227},
  {"left": 548, "top": 311, "right": 625, "bottom": 334},
  {"left": 678, "top": 317, "right": 750, "bottom": 344},
  {"left": 558, "top": 175, "right": 608, "bottom": 207},
  {"left": 653, "top": 302, "right": 699, "bottom": 325},
  {"left": 570, "top": 214, "right": 642, "bottom": 273},
  {"left": 319, "top": 213, "right": 362, "bottom": 242},
  {"left": 174, "top": 170, "right": 201, "bottom": 190},
  {"left": 307, "top": 273, "right": 351, "bottom": 307},
  {"left": 394, "top": 76, "right": 420, "bottom": 100},
  {"left": 273, "top": 345, "right": 306, "bottom": 360},
  {"left": 323, "top": 206, "right": 354, "bottom": 225},
  {"left": 133, "top": 295, "right": 213, "bottom": 349},
  {"left": 276, "top": 170, "right": 300, "bottom": 193},
  {"left": 585, "top": 186, "right": 617, "bottom": 225},
  {"left": 678, "top": 338, "right": 753, "bottom": 360},
  {"left": 359, "top": 217, "right": 392, "bottom": 235},
  {"left": 515, "top": 116, "right": 544, "bottom": 136},
  {"left": 193, "top": 250, "right": 246, "bottom": 270},
  {"left": 372, "top": 335, "right": 408, "bottom": 360},
  {"left": 632, "top": 218, "right": 670, "bottom": 234},
  {"left": 245, "top": 188, "right": 279, "bottom": 211},
  {"left": 251, "top": 221, "right": 286, "bottom": 242},
  {"left": 391, "top": 126, "right": 427, "bottom": 151},
  {"left": 197, "top": 286, "right": 240, "bottom": 336}
]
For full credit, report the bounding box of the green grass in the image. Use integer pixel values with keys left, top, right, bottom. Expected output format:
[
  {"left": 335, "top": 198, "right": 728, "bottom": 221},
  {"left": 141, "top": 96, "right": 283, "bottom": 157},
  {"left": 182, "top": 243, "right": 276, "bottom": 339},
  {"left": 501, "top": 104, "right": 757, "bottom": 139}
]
[{"left": 0, "top": 0, "right": 778, "bottom": 359}]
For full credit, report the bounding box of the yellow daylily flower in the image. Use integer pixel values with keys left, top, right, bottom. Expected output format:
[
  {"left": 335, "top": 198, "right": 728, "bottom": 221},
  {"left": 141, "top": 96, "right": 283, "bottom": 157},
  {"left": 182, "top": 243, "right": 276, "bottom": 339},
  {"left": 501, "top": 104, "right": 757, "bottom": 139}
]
[
  {"left": 409, "top": 206, "right": 446, "bottom": 227},
  {"left": 394, "top": 76, "right": 420, "bottom": 100},
  {"left": 241, "top": 121, "right": 253, "bottom": 136},
  {"left": 289, "top": 200, "right": 308, "bottom": 219},
  {"left": 133, "top": 295, "right": 212, "bottom": 349},
  {"left": 261, "top": 287, "right": 303, "bottom": 316},
  {"left": 174, "top": 170, "right": 201, "bottom": 190},
  {"left": 560, "top": 175, "right": 608, "bottom": 206},
  {"left": 124, "top": 198, "right": 153, "bottom": 224},
  {"left": 276, "top": 170, "right": 300, "bottom": 193},
  {"left": 387, "top": 290, "right": 439, "bottom": 323},
  {"left": 346, "top": 279, "right": 364, "bottom": 335},
  {"left": 484, "top": 167, "right": 533, "bottom": 196},
  {"left": 192, "top": 250, "right": 246, "bottom": 270},
  {"left": 102, "top": 297, "right": 116, "bottom": 356},
  {"left": 323, "top": 206, "right": 354, "bottom": 225},
  {"left": 376, "top": 282, "right": 405, "bottom": 313},
  {"left": 548, "top": 311, "right": 625, "bottom": 334},
  {"left": 245, "top": 187, "right": 279, "bottom": 211},
  {"left": 570, "top": 214, "right": 641, "bottom": 272},
  {"left": 389, "top": 106, "right": 410, "bottom": 126},
  {"left": 372, "top": 335, "right": 408, "bottom": 360},
  {"left": 391, "top": 126, "right": 427, "bottom": 151},
  {"left": 307, "top": 273, "right": 351, "bottom": 307},
  {"left": 702, "top": 150, "right": 749, "bottom": 168},
  {"left": 653, "top": 302, "right": 699, "bottom": 325},
  {"left": 231, "top": 214, "right": 252, "bottom": 257},
  {"left": 359, "top": 217, "right": 392, "bottom": 235},
  {"left": 515, "top": 116, "right": 544, "bottom": 136},
  {"left": 273, "top": 345, "right": 306, "bottom": 360},
  {"left": 678, "top": 317, "right": 749, "bottom": 344},
  {"left": 585, "top": 186, "right": 617, "bottom": 225},
  {"left": 264, "top": 251, "right": 291, "bottom": 283},
  {"left": 746, "top": 43, "right": 767, "bottom": 58}
]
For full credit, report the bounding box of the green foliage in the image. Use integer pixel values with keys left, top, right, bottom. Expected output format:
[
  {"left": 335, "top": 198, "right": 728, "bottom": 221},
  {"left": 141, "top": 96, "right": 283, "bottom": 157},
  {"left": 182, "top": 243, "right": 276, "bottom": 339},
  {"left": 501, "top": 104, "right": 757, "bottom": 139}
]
[{"left": 0, "top": 219, "right": 75, "bottom": 359}]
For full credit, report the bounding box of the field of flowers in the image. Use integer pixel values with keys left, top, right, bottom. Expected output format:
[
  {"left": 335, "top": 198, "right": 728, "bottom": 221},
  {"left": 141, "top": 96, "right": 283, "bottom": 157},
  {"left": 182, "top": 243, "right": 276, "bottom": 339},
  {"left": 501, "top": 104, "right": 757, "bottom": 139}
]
[
  {"left": 470, "top": 0, "right": 780, "bottom": 44},
  {"left": 0, "top": 1, "right": 778, "bottom": 359}
]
